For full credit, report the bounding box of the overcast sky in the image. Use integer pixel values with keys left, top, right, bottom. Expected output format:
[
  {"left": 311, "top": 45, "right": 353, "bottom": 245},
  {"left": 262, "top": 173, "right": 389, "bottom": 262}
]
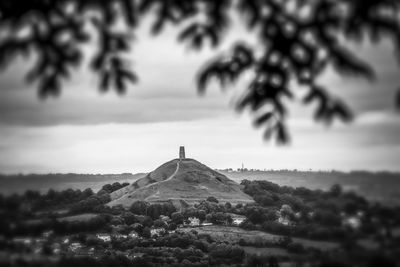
[{"left": 0, "top": 15, "right": 400, "bottom": 174}]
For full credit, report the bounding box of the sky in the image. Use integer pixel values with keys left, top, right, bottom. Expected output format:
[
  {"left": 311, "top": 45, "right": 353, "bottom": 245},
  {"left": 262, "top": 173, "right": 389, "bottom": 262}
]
[{"left": 0, "top": 14, "right": 400, "bottom": 174}]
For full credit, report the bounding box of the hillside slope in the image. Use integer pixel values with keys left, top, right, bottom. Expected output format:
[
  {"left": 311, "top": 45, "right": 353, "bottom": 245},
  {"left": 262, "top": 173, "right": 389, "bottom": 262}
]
[{"left": 108, "top": 159, "right": 254, "bottom": 207}]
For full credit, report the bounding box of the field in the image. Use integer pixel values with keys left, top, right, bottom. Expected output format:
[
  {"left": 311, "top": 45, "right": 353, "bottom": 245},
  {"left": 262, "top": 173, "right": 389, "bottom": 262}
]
[
  {"left": 179, "top": 225, "right": 339, "bottom": 251},
  {"left": 57, "top": 213, "right": 98, "bottom": 222},
  {"left": 25, "top": 213, "right": 98, "bottom": 225},
  {"left": 241, "top": 246, "right": 290, "bottom": 257}
]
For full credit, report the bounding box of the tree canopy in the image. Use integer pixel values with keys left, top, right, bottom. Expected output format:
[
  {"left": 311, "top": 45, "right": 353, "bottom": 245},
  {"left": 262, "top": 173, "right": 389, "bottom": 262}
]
[{"left": 0, "top": 0, "right": 399, "bottom": 142}]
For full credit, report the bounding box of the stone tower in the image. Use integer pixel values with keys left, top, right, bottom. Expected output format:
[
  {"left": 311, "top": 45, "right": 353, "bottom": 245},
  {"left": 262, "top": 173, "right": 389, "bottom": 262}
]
[{"left": 179, "top": 146, "right": 185, "bottom": 160}]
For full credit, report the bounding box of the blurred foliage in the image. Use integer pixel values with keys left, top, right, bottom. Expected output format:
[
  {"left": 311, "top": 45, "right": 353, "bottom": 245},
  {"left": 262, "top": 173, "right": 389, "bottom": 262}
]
[{"left": 0, "top": 0, "right": 400, "bottom": 142}]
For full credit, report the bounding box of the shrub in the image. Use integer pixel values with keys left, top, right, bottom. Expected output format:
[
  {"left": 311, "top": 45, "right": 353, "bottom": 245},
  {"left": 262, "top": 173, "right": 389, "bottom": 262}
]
[
  {"left": 206, "top": 196, "right": 219, "bottom": 203},
  {"left": 287, "top": 242, "right": 305, "bottom": 254}
]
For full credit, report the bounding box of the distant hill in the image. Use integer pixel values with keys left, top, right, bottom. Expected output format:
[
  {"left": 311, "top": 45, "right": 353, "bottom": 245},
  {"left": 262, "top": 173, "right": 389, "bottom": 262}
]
[
  {"left": 220, "top": 170, "right": 400, "bottom": 206},
  {"left": 0, "top": 173, "right": 146, "bottom": 195},
  {"left": 108, "top": 158, "right": 254, "bottom": 207}
]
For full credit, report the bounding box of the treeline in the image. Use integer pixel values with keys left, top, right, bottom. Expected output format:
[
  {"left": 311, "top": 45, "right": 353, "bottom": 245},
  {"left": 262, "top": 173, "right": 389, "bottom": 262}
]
[
  {"left": 0, "top": 188, "right": 95, "bottom": 213},
  {"left": 0, "top": 182, "right": 131, "bottom": 215},
  {"left": 240, "top": 180, "right": 400, "bottom": 241},
  {"left": 97, "top": 182, "right": 129, "bottom": 195},
  {"left": 129, "top": 201, "right": 176, "bottom": 219},
  {"left": 0, "top": 214, "right": 112, "bottom": 237},
  {"left": 70, "top": 182, "right": 130, "bottom": 213},
  {"left": 0, "top": 182, "right": 132, "bottom": 237}
]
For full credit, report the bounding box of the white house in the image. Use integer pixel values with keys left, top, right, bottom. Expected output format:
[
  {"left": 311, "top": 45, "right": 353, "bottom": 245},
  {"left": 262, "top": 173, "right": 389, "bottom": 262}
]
[
  {"left": 42, "top": 230, "right": 54, "bottom": 238},
  {"left": 51, "top": 243, "right": 61, "bottom": 255},
  {"left": 69, "top": 242, "right": 82, "bottom": 252},
  {"left": 12, "top": 237, "right": 32, "bottom": 245},
  {"left": 277, "top": 204, "right": 295, "bottom": 226},
  {"left": 160, "top": 215, "right": 170, "bottom": 223},
  {"left": 188, "top": 217, "right": 200, "bottom": 227},
  {"left": 343, "top": 216, "right": 361, "bottom": 230},
  {"left": 150, "top": 228, "right": 165, "bottom": 237},
  {"left": 278, "top": 216, "right": 291, "bottom": 226},
  {"left": 231, "top": 215, "right": 246, "bottom": 226},
  {"left": 341, "top": 210, "right": 364, "bottom": 230},
  {"left": 128, "top": 231, "right": 139, "bottom": 239},
  {"left": 96, "top": 233, "right": 111, "bottom": 242}
]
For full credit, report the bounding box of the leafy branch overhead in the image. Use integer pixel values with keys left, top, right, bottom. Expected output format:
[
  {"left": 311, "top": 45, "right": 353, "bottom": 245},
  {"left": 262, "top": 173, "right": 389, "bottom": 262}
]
[{"left": 0, "top": 0, "right": 399, "bottom": 143}]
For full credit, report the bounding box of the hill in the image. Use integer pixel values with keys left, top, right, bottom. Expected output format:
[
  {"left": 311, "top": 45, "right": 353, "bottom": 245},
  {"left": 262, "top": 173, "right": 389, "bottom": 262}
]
[{"left": 108, "top": 158, "right": 254, "bottom": 207}]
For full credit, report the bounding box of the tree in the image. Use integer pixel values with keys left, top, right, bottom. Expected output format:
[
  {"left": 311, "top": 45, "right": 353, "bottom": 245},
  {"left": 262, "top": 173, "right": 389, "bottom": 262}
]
[
  {"left": 197, "top": 210, "right": 207, "bottom": 222},
  {"left": 268, "top": 256, "right": 280, "bottom": 267},
  {"left": 130, "top": 201, "right": 149, "bottom": 215},
  {"left": 206, "top": 196, "right": 219, "bottom": 203},
  {"left": 313, "top": 209, "right": 341, "bottom": 227},
  {"left": 168, "top": 222, "right": 177, "bottom": 231},
  {"left": 153, "top": 219, "right": 167, "bottom": 229},
  {"left": 330, "top": 184, "right": 343, "bottom": 197},
  {"left": 171, "top": 212, "right": 184, "bottom": 225},
  {"left": 121, "top": 211, "right": 136, "bottom": 225},
  {"left": 245, "top": 207, "right": 266, "bottom": 224},
  {"left": 246, "top": 255, "right": 268, "bottom": 267},
  {"left": 0, "top": 0, "right": 399, "bottom": 142},
  {"left": 141, "top": 216, "right": 154, "bottom": 227},
  {"left": 207, "top": 212, "right": 232, "bottom": 225},
  {"left": 141, "top": 226, "right": 151, "bottom": 239}
]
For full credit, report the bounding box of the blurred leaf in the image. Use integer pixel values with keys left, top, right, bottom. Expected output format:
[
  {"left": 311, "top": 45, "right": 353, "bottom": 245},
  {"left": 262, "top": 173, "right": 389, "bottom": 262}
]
[
  {"left": 121, "top": 70, "right": 138, "bottom": 83},
  {"left": 100, "top": 72, "right": 111, "bottom": 92},
  {"left": 254, "top": 112, "right": 274, "bottom": 127},
  {"left": 197, "top": 61, "right": 224, "bottom": 93},
  {"left": 0, "top": 0, "right": 399, "bottom": 143},
  {"left": 331, "top": 46, "right": 375, "bottom": 80},
  {"left": 178, "top": 23, "right": 198, "bottom": 42},
  {"left": 276, "top": 122, "right": 289, "bottom": 144},
  {"left": 331, "top": 101, "right": 353, "bottom": 123},
  {"left": 238, "top": 0, "right": 260, "bottom": 29},
  {"left": 115, "top": 74, "right": 125, "bottom": 94}
]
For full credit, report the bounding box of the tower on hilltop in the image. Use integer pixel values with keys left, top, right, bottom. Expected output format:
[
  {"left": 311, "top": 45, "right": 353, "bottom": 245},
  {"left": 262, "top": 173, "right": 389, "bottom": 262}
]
[{"left": 179, "top": 146, "right": 185, "bottom": 160}]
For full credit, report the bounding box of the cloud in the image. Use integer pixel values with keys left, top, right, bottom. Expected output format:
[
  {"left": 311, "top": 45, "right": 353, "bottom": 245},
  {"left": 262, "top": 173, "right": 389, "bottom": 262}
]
[{"left": 0, "top": 12, "right": 258, "bottom": 127}]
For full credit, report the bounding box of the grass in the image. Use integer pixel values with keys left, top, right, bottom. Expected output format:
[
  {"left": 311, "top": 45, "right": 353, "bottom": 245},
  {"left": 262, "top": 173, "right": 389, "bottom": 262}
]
[{"left": 241, "top": 246, "right": 290, "bottom": 256}]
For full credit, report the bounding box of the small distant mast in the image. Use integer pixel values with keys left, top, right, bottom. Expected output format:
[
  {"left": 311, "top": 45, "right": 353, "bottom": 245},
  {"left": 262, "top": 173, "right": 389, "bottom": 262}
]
[{"left": 179, "top": 146, "right": 185, "bottom": 160}]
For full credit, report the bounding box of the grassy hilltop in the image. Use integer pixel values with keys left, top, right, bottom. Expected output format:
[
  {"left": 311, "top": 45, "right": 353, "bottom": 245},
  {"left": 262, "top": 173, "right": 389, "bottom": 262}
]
[{"left": 108, "top": 158, "right": 254, "bottom": 207}]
